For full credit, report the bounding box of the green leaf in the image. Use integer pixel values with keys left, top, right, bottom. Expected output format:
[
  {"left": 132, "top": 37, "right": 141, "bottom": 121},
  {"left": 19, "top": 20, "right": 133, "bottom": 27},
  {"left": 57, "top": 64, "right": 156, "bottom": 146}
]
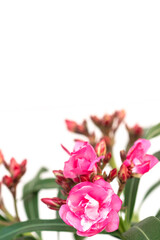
[
  {"left": 122, "top": 216, "right": 160, "bottom": 240},
  {"left": 139, "top": 179, "right": 160, "bottom": 208},
  {"left": 73, "top": 233, "right": 86, "bottom": 240},
  {"left": 144, "top": 122, "right": 160, "bottom": 139},
  {"left": 153, "top": 151, "right": 160, "bottom": 161},
  {"left": 0, "top": 219, "right": 121, "bottom": 240},
  {"left": 124, "top": 178, "right": 140, "bottom": 223},
  {"left": 155, "top": 210, "right": 160, "bottom": 220}
]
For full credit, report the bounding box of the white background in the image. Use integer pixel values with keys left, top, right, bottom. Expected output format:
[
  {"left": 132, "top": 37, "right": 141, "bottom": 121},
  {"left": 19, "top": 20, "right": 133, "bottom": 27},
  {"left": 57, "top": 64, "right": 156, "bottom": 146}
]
[{"left": 0, "top": 1, "right": 160, "bottom": 239}]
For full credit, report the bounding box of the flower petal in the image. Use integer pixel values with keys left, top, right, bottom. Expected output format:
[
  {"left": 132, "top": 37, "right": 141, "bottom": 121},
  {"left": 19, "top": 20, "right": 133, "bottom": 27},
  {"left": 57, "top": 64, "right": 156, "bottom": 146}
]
[
  {"left": 143, "top": 154, "right": 159, "bottom": 169},
  {"left": 105, "top": 210, "right": 119, "bottom": 232},
  {"left": 111, "top": 194, "right": 122, "bottom": 212}
]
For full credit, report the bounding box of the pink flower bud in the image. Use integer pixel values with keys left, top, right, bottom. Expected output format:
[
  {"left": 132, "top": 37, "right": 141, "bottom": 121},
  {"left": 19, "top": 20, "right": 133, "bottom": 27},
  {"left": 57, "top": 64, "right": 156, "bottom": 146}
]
[
  {"left": 95, "top": 139, "right": 106, "bottom": 157},
  {"left": 0, "top": 151, "right": 4, "bottom": 165},
  {"left": 41, "top": 197, "right": 66, "bottom": 210},
  {"left": 2, "top": 175, "right": 14, "bottom": 188}
]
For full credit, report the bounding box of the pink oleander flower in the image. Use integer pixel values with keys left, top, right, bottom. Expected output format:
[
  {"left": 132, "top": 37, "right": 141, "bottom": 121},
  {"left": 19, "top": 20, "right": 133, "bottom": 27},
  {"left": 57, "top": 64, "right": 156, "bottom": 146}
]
[
  {"left": 59, "top": 179, "right": 122, "bottom": 237},
  {"left": 123, "top": 138, "right": 159, "bottom": 177},
  {"left": 9, "top": 158, "right": 27, "bottom": 180},
  {"left": 63, "top": 141, "right": 102, "bottom": 181}
]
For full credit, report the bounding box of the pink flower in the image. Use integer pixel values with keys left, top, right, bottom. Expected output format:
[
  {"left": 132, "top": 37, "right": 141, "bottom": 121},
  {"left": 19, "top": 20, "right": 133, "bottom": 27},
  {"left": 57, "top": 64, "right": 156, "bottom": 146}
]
[
  {"left": 63, "top": 142, "right": 102, "bottom": 180},
  {"left": 123, "top": 138, "right": 159, "bottom": 177},
  {"left": 59, "top": 179, "right": 122, "bottom": 237}
]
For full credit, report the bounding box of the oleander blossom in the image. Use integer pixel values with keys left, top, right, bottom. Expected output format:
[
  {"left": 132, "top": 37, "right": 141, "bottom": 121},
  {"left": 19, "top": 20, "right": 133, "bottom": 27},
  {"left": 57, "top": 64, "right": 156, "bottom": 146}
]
[
  {"left": 123, "top": 138, "right": 159, "bottom": 177},
  {"left": 63, "top": 141, "right": 102, "bottom": 181},
  {"left": 59, "top": 179, "right": 122, "bottom": 236}
]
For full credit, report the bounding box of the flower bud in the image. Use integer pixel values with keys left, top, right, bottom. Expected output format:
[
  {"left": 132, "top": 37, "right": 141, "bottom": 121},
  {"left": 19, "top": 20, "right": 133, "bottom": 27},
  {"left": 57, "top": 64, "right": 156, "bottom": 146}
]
[
  {"left": 0, "top": 151, "right": 4, "bottom": 165},
  {"left": 120, "top": 150, "right": 127, "bottom": 162},
  {"left": 107, "top": 168, "right": 117, "bottom": 182},
  {"left": 103, "top": 152, "right": 112, "bottom": 164},
  {"left": 95, "top": 139, "right": 106, "bottom": 157},
  {"left": 92, "top": 175, "right": 103, "bottom": 182},
  {"left": 41, "top": 197, "right": 66, "bottom": 210},
  {"left": 2, "top": 175, "right": 14, "bottom": 189},
  {"left": 118, "top": 164, "right": 129, "bottom": 184}
]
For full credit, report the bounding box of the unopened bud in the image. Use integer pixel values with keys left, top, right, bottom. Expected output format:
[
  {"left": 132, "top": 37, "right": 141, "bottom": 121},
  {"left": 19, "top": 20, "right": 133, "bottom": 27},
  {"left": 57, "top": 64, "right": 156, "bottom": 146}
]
[
  {"left": 120, "top": 150, "right": 127, "bottom": 162},
  {"left": 2, "top": 175, "right": 14, "bottom": 188},
  {"left": 0, "top": 151, "right": 4, "bottom": 165},
  {"left": 41, "top": 197, "right": 66, "bottom": 210},
  {"left": 118, "top": 164, "right": 129, "bottom": 184},
  {"left": 95, "top": 139, "right": 106, "bottom": 157},
  {"left": 65, "top": 120, "right": 77, "bottom": 132},
  {"left": 103, "top": 152, "right": 112, "bottom": 164},
  {"left": 92, "top": 175, "right": 103, "bottom": 182},
  {"left": 107, "top": 168, "right": 117, "bottom": 182}
]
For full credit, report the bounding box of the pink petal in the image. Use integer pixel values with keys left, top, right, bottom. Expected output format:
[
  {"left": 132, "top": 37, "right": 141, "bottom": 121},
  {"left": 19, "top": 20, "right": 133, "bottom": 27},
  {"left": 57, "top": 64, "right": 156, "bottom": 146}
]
[
  {"left": 59, "top": 205, "right": 72, "bottom": 226},
  {"left": 132, "top": 161, "right": 150, "bottom": 174},
  {"left": 143, "top": 154, "right": 159, "bottom": 169},
  {"left": 105, "top": 210, "right": 119, "bottom": 232},
  {"left": 111, "top": 194, "right": 122, "bottom": 212},
  {"left": 127, "top": 139, "right": 150, "bottom": 161}
]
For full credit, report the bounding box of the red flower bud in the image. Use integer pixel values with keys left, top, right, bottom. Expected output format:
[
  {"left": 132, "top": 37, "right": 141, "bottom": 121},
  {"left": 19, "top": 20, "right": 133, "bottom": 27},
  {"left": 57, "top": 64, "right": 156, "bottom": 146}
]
[
  {"left": 41, "top": 197, "right": 66, "bottom": 210},
  {"left": 118, "top": 164, "right": 129, "bottom": 184},
  {"left": 120, "top": 150, "right": 127, "bottom": 162},
  {"left": 107, "top": 168, "right": 117, "bottom": 182},
  {"left": 95, "top": 139, "right": 106, "bottom": 157},
  {"left": 2, "top": 175, "right": 14, "bottom": 188}
]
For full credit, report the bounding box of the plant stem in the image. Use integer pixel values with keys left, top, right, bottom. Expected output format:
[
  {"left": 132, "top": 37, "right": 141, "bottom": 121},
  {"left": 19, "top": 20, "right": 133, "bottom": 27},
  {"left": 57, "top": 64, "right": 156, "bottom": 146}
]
[
  {"left": 1, "top": 205, "right": 15, "bottom": 222},
  {"left": 12, "top": 188, "right": 20, "bottom": 222}
]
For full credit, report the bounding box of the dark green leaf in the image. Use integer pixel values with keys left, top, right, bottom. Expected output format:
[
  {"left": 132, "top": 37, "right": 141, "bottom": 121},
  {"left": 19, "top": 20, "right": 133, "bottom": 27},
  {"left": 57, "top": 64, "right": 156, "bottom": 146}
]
[
  {"left": 22, "top": 167, "right": 48, "bottom": 238},
  {"left": 139, "top": 179, "right": 160, "bottom": 208},
  {"left": 153, "top": 151, "right": 160, "bottom": 161},
  {"left": 123, "top": 216, "right": 160, "bottom": 240},
  {"left": 14, "top": 236, "right": 37, "bottom": 240},
  {"left": 124, "top": 178, "right": 140, "bottom": 223},
  {"left": 0, "top": 218, "right": 121, "bottom": 240},
  {"left": 155, "top": 210, "right": 160, "bottom": 220},
  {"left": 74, "top": 233, "right": 86, "bottom": 240},
  {"left": 144, "top": 123, "right": 160, "bottom": 139}
]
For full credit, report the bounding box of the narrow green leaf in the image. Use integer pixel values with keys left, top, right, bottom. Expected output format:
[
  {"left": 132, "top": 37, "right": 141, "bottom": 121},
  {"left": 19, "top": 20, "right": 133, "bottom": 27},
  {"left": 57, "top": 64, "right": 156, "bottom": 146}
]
[
  {"left": 155, "top": 210, "right": 160, "bottom": 220},
  {"left": 153, "top": 151, "right": 160, "bottom": 161},
  {"left": 0, "top": 219, "right": 121, "bottom": 240},
  {"left": 123, "top": 216, "right": 160, "bottom": 240},
  {"left": 144, "top": 123, "right": 160, "bottom": 139},
  {"left": 139, "top": 179, "right": 160, "bottom": 208},
  {"left": 124, "top": 178, "right": 140, "bottom": 223},
  {"left": 22, "top": 167, "right": 48, "bottom": 238}
]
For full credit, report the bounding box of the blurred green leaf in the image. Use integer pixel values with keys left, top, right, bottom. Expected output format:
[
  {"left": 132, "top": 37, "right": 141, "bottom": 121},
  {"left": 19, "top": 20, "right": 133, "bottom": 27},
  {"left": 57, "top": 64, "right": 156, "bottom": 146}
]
[
  {"left": 156, "top": 210, "right": 160, "bottom": 220},
  {"left": 124, "top": 178, "right": 140, "bottom": 223},
  {"left": 153, "top": 151, "right": 160, "bottom": 161},
  {"left": 0, "top": 218, "right": 121, "bottom": 240},
  {"left": 122, "top": 216, "right": 160, "bottom": 240},
  {"left": 144, "top": 123, "right": 160, "bottom": 139}
]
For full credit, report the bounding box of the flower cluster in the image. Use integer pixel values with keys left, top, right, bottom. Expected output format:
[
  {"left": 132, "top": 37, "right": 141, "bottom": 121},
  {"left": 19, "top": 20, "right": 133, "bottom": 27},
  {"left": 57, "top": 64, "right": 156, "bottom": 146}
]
[
  {"left": 42, "top": 138, "right": 158, "bottom": 236},
  {"left": 0, "top": 151, "right": 27, "bottom": 222}
]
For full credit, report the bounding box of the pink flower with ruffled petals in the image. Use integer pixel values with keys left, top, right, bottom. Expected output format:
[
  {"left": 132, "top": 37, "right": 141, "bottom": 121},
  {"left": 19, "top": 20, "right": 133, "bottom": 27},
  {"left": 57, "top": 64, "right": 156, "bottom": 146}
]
[
  {"left": 63, "top": 142, "right": 102, "bottom": 181},
  {"left": 59, "top": 179, "right": 122, "bottom": 237},
  {"left": 123, "top": 138, "right": 159, "bottom": 177}
]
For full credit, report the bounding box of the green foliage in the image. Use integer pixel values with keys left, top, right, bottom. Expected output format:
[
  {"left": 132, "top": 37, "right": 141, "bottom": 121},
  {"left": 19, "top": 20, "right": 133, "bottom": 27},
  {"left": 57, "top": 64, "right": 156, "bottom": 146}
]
[
  {"left": 144, "top": 122, "right": 160, "bottom": 139},
  {"left": 122, "top": 216, "right": 160, "bottom": 240},
  {"left": 124, "top": 178, "right": 140, "bottom": 223}
]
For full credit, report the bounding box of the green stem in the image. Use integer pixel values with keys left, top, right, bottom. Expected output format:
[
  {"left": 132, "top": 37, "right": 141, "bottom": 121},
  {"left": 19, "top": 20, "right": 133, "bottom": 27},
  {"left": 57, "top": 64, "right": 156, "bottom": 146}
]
[
  {"left": 1, "top": 205, "right": 15, "bottom": 222},
  {"left": 13, "top": 197, "right": 20, "bottom": 222}
]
